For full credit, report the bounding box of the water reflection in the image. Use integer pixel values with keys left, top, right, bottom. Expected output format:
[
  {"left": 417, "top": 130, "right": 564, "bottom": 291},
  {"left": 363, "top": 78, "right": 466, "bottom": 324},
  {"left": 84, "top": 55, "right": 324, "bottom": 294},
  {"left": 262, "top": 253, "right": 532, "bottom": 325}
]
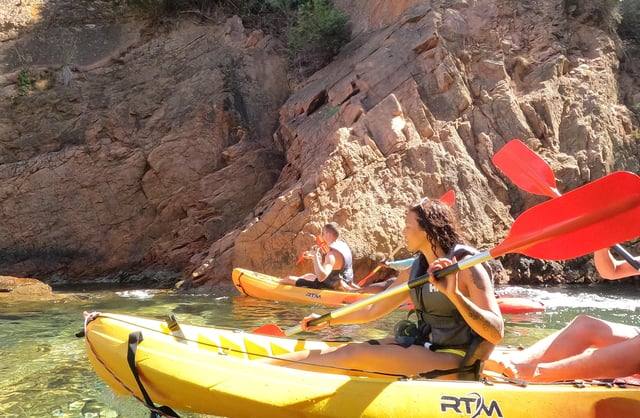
[
  {"left": 0, "top": 283, "right": 638, "bottom": 417},
  {"left": 231, "top": 295, "right": 305, "bottom": 327}
]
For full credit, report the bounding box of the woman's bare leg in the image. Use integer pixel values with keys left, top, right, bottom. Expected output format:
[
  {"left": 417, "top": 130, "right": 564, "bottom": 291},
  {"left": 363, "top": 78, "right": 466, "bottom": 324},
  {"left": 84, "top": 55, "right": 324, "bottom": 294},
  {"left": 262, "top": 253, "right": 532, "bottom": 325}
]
[
  {"left": 514, "top": 315, "right": 638, "bottom": 363},
  {"left": 527, "top": 334, "right": 640, "bottom": 382},
  {"left": 265, "top": 338, "right": 463, "bottom": 377},
  {"left": 486, "top": 315, "right": 640, "bottom": 380}
]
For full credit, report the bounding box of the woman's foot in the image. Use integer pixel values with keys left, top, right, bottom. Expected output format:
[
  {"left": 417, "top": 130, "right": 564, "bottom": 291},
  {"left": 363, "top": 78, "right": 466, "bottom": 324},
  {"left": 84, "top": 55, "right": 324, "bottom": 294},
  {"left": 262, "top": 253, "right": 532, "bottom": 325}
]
[
  {"left": 485, "top": 352, "right": 537, "bottom": 380},
  {"left": 485, "top": 356, "right": 516, "bottom": 378}
]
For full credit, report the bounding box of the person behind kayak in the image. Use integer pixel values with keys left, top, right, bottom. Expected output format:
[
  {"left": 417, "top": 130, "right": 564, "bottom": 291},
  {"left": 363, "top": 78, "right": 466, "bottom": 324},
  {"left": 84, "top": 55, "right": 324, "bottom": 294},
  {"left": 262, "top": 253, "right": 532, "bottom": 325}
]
[
  {"left": 281, "top": 222, "right": 354, "bottom": 290},
  {"left": 269, "top": 197, "right": 504, "bottom": 378},
  {"left": 485, "top": 248, "right": 640, "bottom": 382}
]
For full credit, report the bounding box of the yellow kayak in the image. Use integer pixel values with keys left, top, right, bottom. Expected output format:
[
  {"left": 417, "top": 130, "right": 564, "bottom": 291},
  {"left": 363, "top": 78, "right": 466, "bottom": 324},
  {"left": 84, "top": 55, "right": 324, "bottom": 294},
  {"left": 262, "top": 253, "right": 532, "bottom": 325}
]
[{"left": 84, "top": 312, "right": 640, "bottom": 418}]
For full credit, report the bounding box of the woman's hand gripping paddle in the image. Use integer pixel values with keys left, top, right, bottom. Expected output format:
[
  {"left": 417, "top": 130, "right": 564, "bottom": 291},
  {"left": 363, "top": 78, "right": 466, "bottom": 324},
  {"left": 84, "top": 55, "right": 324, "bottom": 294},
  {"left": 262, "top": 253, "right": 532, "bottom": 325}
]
[
  {"left": 355, "top": 190, "right": 456, "bottom": 287},
  {"left": 254, "top": 172, "right": 640, "bottom": 336},
  {"left": 493, "top": 139, "right": 640, "bottom": 270}
]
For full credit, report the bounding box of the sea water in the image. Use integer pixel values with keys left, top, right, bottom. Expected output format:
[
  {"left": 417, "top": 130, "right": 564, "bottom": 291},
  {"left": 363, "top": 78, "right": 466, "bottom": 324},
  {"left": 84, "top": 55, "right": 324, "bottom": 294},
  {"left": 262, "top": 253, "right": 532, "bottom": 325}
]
[{"left": 1, "top": 282, "right": 638, "bottom": 418}]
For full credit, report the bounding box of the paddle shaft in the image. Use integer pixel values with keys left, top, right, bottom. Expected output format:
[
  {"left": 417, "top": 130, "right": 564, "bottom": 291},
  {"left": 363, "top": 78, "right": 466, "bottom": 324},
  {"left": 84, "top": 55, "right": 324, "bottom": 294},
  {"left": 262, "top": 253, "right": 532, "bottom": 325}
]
[
  {"left": 494, "top": 140, "right": 640, "bottom": 270},
  {"left": 609, "top": 245, "right": 640, "bottom": 269},
  {"left": 285, "top": 253, "right": 489, "bottom": 336}
]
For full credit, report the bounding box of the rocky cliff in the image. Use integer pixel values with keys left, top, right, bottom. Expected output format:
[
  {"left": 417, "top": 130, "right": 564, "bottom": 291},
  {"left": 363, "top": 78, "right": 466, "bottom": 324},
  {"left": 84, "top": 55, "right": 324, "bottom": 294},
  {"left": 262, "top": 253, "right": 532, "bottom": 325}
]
[{"left": 1, "top": 0, "right": 638, "bottom": 289}]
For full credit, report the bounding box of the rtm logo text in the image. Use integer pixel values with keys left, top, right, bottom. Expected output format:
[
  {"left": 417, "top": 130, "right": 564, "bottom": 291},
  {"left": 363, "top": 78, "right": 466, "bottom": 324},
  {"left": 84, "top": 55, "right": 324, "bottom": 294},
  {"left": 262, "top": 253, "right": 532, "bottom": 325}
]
[
  {"left": 305, "top": 292, "right": 321, "bottom": 299},
  {"left": 440, "top": 393, "right": 503, "bottom": 418}
]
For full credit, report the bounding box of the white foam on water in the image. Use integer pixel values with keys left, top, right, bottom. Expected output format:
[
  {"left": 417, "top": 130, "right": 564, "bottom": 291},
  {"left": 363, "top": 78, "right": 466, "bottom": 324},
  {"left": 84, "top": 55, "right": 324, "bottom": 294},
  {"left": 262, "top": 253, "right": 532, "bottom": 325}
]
[
  {"left": 498, "top": 286, "right": 640, "bottom": 311},
  {"left": 115, "top": 289, "right": 155, "bottom": 299}
]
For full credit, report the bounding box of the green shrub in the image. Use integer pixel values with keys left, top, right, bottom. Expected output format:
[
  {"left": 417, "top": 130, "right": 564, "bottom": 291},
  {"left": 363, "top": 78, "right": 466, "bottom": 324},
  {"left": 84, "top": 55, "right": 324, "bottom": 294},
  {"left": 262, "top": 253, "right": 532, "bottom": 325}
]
[
  {"left": 18, "top": 68, "right": 33, "bottom": 96},
  {"left": 287, "top": 0, "right": 350, "bottom": 79},
  {"left": 267, "top": 0, "right": 309, "bottom": 13},
  {"left": 618, "top": 0, "right": 640, "bottom": 42}
]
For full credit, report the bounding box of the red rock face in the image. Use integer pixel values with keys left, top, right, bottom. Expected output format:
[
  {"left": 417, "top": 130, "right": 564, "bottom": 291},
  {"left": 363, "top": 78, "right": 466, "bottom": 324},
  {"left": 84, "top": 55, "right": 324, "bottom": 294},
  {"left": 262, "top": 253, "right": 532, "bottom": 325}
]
[{"left": 0, "top": 1, "right": 638, "bottom": 287}]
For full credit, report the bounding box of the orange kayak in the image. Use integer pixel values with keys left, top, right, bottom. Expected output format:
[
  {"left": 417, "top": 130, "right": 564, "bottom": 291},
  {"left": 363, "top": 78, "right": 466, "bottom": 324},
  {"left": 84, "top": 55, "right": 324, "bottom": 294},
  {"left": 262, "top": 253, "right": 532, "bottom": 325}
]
[
  {"left": 496, "top": 294, "right": 545, "bottom": 314},
  {"left": 232, "top": 268, "right": 545, "bottom": 314},
  {"left": 232, "top": 268, "right": 413, "bottom": 309}
]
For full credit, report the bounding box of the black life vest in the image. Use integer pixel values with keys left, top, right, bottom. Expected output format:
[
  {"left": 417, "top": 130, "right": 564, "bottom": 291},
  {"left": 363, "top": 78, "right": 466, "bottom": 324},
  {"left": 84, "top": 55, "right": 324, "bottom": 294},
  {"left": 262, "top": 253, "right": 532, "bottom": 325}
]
[{"left": 408, "top": 244, "right": 492, "bottom": 349}]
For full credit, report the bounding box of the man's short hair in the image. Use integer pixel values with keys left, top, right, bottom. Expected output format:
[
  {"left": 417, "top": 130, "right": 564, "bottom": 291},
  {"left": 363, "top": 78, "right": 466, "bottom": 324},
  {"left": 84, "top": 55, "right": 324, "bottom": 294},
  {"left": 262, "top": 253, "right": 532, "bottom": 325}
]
[{"left": 324, "top": 222, "right": 341, "bottom": 238}]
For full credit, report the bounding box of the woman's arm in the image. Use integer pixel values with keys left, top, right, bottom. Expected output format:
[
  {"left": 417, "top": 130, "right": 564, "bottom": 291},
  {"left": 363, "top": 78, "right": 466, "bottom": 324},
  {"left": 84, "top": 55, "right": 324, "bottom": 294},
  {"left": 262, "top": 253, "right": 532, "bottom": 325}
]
[
  {"left": 332, "top": 287, "right": 409, "bottom": 325},
  {"left": 594, "top": 248, "right": 640, "bottom": 280},
  {"left": 302, "top": 270, "right": 411, "bottom": 330}
]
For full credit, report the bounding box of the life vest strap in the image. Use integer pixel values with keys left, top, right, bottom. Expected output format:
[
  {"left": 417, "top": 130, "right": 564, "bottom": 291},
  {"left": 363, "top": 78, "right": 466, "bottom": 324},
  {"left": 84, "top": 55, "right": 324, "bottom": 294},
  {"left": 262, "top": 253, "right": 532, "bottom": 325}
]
[{"left": 418, "top": 360, "right": 483, "bottom": 380}]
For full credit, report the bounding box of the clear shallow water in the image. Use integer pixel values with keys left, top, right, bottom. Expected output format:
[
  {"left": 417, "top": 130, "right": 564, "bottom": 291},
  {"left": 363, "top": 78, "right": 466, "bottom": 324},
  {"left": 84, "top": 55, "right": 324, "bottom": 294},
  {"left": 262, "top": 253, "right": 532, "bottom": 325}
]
[{"left": 1, "top": 282, "right": 638, "bottom": 418}]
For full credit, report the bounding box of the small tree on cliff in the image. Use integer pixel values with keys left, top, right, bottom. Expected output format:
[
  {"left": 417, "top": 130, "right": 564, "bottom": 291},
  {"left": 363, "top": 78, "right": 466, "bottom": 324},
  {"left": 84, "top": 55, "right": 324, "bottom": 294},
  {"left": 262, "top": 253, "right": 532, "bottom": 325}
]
[{"left": 287, "top": 0, "right": 350, "bottom": 79}]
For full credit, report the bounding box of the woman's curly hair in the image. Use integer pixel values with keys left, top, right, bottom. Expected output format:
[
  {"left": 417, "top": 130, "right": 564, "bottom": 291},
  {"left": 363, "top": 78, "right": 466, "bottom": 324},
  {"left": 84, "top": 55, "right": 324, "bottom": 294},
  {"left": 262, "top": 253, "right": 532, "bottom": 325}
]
[{"left": 410, "top": 198, "right": 464, "bottom": 255}]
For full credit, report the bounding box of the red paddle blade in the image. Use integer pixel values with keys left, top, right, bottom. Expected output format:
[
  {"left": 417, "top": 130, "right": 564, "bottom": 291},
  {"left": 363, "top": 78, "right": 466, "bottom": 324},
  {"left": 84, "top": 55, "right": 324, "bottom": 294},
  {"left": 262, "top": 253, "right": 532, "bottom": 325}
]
[
  {"left": 495, "top": 139, "right": 640, "bottom": 269},
  {"left": 492, "top": 171, "right": 640, "bottom": 260},
  {"left": 493, "top": 139, "right": 560, "bottom": 198},
  {"left": 439, "top": 190, "right": 455, "bottom": 206},
  {"left": 252, "top": 323, "right": 285, "bottom": 336}
]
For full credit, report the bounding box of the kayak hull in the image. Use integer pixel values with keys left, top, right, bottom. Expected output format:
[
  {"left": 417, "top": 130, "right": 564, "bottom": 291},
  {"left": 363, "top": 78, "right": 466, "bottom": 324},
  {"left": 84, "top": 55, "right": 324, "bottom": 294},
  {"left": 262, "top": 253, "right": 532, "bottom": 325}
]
[
  {"left": 496, "top": 294, "right": 545, "bottom": 314},
  {"left": 232, "top": 268, "right": 545, "bottom": 314},
  {"left": 232, "top": 267, "right": 410, "bottom": 307},
  {"left": 85, "top": 313, "right": 639, "bottom": 418}
]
